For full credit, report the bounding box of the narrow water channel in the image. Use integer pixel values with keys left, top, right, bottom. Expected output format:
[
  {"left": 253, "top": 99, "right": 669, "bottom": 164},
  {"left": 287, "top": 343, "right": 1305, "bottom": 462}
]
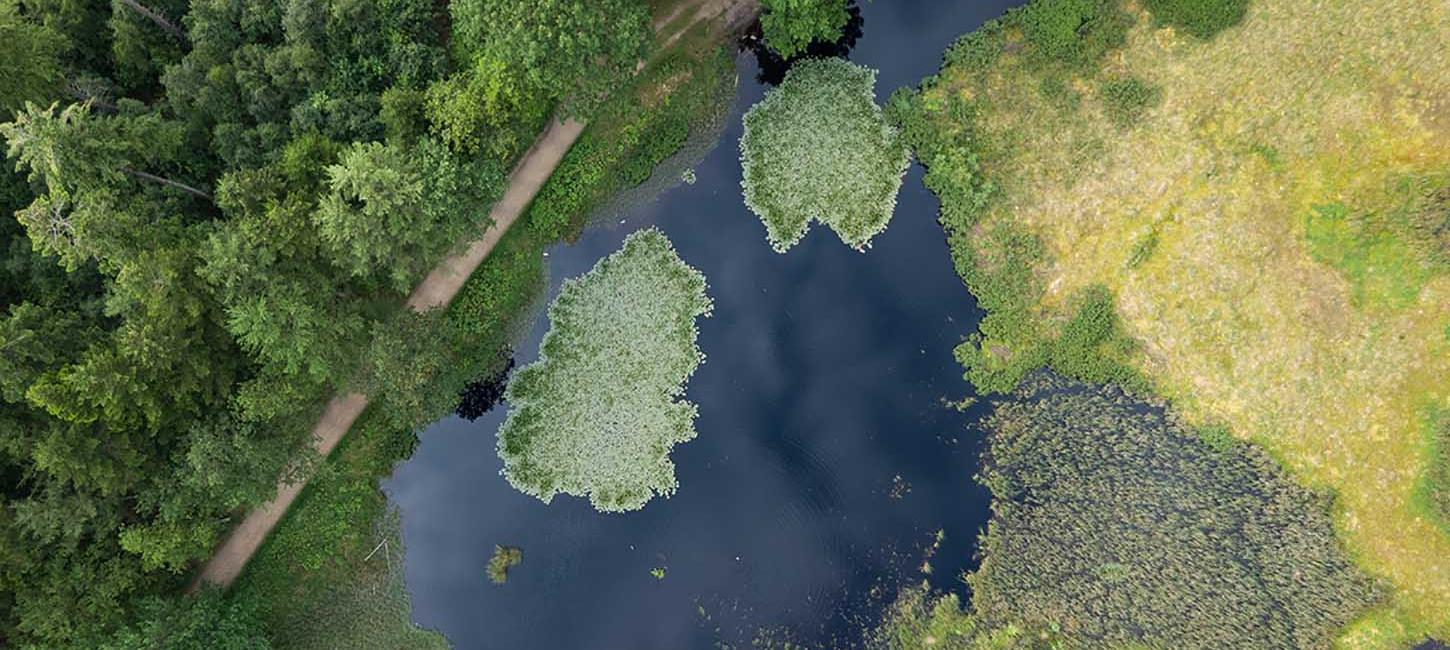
[{"left": 384, "top": 2, "right": 1022, "bottom": 647}]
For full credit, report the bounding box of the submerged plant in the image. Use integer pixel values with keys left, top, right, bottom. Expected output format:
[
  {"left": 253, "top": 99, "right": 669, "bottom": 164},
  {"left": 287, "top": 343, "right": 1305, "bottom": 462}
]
[
  {"left": 740, "top": 57, "right": 910, "bottom": 253},
  {"left": 496, "top": 228, "right": 713, "bottom": 512}
]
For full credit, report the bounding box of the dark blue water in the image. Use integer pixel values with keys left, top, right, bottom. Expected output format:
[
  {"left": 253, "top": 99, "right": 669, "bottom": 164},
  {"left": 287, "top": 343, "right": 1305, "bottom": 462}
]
[{"left": 385, "top": 2, "right": 1021, "bottom": 647}]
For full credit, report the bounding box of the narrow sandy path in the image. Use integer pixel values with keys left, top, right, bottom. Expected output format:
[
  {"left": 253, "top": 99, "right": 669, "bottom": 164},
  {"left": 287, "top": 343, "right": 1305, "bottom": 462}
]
[
  {"left": 193, "top": 1, "right": 758, "bottom": 590},
  {"left": 193, "top": 118, "right": 587, "bottom": 588}
]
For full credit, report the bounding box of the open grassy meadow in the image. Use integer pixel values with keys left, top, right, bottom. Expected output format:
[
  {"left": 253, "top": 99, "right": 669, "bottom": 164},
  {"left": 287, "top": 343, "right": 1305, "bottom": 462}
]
[{"left": 908, "top": 0, "right": 1450, "bottom": 644}]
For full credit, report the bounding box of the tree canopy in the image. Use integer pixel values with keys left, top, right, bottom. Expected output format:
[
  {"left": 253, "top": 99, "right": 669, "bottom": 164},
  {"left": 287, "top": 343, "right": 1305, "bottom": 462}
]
[
  {"left": 740, "top": 57, "right": 909, "bottom": 252},
  {"left": 759, "top": 0, "right": 850, "bottom": 59},
  {"left": 0, "top": 0, "right": 655, "bottom": 644},
  {"left": 448, "top": 0, "right": 651, "bottom": 118},
  {"left": 497, "top": 229, "right": 712, "bottom": 512}
]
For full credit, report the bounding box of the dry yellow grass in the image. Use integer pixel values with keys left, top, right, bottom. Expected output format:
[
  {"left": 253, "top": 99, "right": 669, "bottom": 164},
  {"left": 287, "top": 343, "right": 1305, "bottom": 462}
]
[{"left": 930, "top": 0, "right": 1450, "bottom": 645}]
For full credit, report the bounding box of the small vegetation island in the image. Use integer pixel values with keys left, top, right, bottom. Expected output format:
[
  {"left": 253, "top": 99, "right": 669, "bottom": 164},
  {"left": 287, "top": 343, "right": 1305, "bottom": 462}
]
[
  {"left": 486, "top": 545, "right": 523, "bottom": 585},
  {"left": 2, "top": 0, "right": 1447, "bottom": 645},
  {"left": 740, "top": 56, "right": 910, "bottom": 252},
  {"left": 497, "top": 228, "right": 712, "bottom": 513}
]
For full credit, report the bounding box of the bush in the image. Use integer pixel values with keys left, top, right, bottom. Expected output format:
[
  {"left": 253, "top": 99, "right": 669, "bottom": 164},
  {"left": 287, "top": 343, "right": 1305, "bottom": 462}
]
[
  {"left": 741, "top": 58, "right": 910, "bottom": 252},
  {"left": 1142, "top": 0, "right": 1250, "bottom": 39},
  {"left": 96, "top": 589, "right": 270, "bottom": 650},
  {"left": 1046, "top": 285, "right": 1146, "bottom": 390},
  {"left": 970, "top": 374, "right": 1377, "bottom": 648},
  {"left": 1018, "top": 0, "right": 1131, "bottom": 68},
  {"left": 496, "top": 229, "right": 713, "bottom": 512},
  {"left": 1099, "top": 76, "right": 1161, "bottom": 127},
  {"left": 1419, "top": 409, "right": 1450, "bottom": 534},
  {"left": 759, "top": 0, "right": 851, "bottom": 59}
]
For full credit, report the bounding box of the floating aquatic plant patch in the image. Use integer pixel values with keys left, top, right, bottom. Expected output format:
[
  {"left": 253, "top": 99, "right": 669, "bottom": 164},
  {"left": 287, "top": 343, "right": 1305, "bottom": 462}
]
[
  {"left": 496, "top": 228, "right": 712, "bottom": 512},
  {"left": 739, "top": 57, "right": 910, "bottom": 252}
]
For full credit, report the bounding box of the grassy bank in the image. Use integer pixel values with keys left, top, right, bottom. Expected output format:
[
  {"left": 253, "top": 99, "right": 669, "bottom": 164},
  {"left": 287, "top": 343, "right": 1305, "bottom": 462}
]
[
  {"left": 899, "top": 0, "right": 1450, "bottom": 644},
  {"left": 230, "top": 28, "right": 739, "bottom": 650}
]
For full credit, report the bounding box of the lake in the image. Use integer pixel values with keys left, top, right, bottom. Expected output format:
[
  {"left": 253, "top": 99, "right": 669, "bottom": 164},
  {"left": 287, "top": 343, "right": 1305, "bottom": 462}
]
[{"left": 385, "top": 1, "right": 1023, "bottom": 647}]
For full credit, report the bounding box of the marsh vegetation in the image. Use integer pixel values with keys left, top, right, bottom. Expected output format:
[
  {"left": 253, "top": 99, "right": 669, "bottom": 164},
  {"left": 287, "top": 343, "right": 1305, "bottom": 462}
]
[
  {"left": 896, "top": 0, "right": 1450, "bottom": 641},
  {"left": 971, "top": 374, "right": 1375, "bottom": 648}
]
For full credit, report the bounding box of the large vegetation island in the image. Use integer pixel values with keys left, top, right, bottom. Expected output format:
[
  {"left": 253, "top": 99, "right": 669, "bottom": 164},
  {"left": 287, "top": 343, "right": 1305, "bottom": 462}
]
[
  {"left": 888, "top": 0, "right": 1450, "bottom": 645},
  {"left": 497, "top": 228, "right": 712, "bottom": 513},
  {"left": 0, "top": 0, "right": 748, "bottom": 645}
]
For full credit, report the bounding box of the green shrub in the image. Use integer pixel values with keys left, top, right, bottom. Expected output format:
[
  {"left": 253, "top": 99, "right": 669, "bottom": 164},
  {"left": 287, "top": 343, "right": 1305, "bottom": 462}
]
[
  {"left": 1046, "top": 285, "right": 1146, "bottom": 390},
  {"left": 971, "top": 374, "right": 1377, "bottom": 648},
  {"left": 497, "top": 229, "right": 713, "bottom": 512},
  {"left": 1018, "top": 0, "right": 1131, "bottom": 68},
  {"left": 95, "top": 589, "right": 271, "bottom": 650},
  {"left": 759, "top": 0, "right": 850, "bottom": 58},
  {"left": 1125, "top": 226, "right": 1159, "bottom": 268},
  {"left": 1099, "top": 76, "right": 1161, "bottom": 127},
  {"left": 741, "top": 58, "right": 910, "bottom": 252},
  {"left": 1142, "top": 0, "right": 1250, "bottom": 39},
  {"left": 1418, "top": 408, "right": 1450, "bottom": 534}
]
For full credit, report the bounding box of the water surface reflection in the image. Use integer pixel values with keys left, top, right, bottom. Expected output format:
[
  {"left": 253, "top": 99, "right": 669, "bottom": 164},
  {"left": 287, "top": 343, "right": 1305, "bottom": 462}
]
[{"left": 386, "top": 2, "right": 1023, "bottom": 647}]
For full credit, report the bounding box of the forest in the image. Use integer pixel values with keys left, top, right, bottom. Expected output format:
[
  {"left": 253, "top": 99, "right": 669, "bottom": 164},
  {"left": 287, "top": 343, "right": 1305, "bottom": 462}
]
[{"left": 0, "top": 0, "right": 672, "bottom": 645}]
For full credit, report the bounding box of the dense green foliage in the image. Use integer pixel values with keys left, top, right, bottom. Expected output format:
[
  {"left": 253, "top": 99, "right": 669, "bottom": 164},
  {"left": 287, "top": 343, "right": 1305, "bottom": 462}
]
[
  {"left": 741, "top": 57, "right": 909, "bottom": 252},
  {"left": 759, "top": 0, "right": 849, "bottom": 58},
  {"left": 1098, "top": 76, "right": 1160, "bottom": 127},
  {"left": 1017, "top": 0, "right": 1130, "bottom": 68},
  {"left": 0, "top": 0, "right": 657, "bottom": 644},
  {"left": 1142, "top": 0, "right": 1250, "bottom": 38},
  {"left": 448, "top": 0, "right": 651, "bottom": 119},
  {"left": 498, "top": 229, "right": 712, "bottom": 512},
  {"left": 970, "top": 374, "right": 1376, "bottom": 648},
  {"left": 95, "top": 589, "right": 271, "bottom": 650},
  {"left": 0, "top": 3, "right": 65, "bottom": 115},
  {"left": 163, "top": 0, "right": 446, "bottom": 171}
]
